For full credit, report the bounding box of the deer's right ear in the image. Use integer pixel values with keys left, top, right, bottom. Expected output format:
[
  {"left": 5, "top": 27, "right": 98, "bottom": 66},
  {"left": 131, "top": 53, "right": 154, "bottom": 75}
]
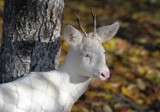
[{"left": 64, "top": 25, "right": 83, "bottom": 46}]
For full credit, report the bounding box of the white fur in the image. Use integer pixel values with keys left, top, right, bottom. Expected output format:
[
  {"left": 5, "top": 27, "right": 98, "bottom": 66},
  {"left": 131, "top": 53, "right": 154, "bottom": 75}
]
[{"left": 0, "top": 22, "right": 119, "bottom": 112}]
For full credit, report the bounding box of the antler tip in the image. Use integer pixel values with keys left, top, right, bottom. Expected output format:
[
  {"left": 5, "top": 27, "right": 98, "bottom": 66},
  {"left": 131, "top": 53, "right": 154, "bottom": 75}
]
[{"left": 74, "top": 12, "right": 87, "bottom": 37}]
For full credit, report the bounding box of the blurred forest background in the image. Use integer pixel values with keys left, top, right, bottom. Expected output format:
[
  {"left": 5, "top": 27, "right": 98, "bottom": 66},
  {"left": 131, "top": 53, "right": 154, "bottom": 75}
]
[{"left": 0, "top": 0, "right": 160, "bottom": 112}]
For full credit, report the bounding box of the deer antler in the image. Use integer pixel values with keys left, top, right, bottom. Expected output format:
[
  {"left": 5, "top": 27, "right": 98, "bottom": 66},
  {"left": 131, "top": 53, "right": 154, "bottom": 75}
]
[
  {"left": 74, "top": 12, "right": 87, "bottom": 37},
  {"left": 91, "top": 9, "right": 97, "bottom": 36}
]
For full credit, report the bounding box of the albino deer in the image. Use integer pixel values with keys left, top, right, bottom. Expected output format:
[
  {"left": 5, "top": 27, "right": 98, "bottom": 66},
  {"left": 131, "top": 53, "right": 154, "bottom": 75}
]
[{"left": 0, "top": 13, "right": 119, "bottom": 112}]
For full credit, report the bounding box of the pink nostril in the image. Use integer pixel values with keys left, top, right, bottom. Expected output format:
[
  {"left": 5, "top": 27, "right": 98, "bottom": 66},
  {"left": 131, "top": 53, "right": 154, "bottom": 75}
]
[
  {"left": 101, "top": 73, "right": 105, "bottom": 77},
  {"left": 101, "top": 72, "right": 110, "bottom": 78}
]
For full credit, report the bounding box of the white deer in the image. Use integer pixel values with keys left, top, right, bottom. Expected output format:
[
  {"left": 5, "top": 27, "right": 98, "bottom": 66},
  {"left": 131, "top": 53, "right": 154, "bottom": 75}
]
[{"left": 0, "top": 13, "right": 119, "bottom": 112}]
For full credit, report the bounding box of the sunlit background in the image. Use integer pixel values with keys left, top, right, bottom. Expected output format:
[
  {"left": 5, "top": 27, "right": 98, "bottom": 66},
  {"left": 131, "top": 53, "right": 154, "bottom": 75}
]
[{"left": 0, "top": 0, "right": 160, "bottom": 112}]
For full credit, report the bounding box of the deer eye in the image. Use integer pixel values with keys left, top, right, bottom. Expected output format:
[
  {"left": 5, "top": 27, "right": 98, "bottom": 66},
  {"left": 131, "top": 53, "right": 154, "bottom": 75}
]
[{"left": 84, "top": 54, "right": 90, "bottom": 57}]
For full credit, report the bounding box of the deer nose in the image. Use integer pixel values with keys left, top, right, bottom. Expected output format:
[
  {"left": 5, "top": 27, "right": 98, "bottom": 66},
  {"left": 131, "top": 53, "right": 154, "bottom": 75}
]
[{"left": 101, "top": 71, "right": 110, "bottom": 78}]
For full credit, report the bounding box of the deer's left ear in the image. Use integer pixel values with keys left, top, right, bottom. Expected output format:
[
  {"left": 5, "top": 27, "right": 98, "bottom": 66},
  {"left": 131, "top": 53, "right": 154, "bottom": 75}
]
[
  {"left": 64, "top": 25, "right": 83, "bottom": 46},
  {"left": 97, "top": 22, "right": 120, "bottom": 43}
]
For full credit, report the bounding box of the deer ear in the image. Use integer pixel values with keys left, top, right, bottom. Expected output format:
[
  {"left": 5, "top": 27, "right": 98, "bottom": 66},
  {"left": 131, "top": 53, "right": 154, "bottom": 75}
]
[
  {"left": 64, "top": 25, "right": 83, "bottom": 46},
  {"left": 97, "top": 22, "right": 120, "bottom": 43}
]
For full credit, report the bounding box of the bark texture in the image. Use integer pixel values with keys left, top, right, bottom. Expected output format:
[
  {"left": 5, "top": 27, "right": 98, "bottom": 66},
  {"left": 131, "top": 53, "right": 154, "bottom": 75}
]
[{"left": 0, "top": 0, "right": 64, "bottom": 83}]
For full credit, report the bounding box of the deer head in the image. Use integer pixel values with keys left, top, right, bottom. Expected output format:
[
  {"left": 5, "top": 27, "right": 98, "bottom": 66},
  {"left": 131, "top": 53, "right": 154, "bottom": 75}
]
[{"left": 63, "top": 13, "right": 119, "bottom": 80}]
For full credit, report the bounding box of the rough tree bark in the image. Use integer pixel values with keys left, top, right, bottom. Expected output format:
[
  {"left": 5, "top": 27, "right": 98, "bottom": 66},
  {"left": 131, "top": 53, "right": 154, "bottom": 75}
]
[{"left": 0, "top": 0, "right": 64, "bottom": 83}]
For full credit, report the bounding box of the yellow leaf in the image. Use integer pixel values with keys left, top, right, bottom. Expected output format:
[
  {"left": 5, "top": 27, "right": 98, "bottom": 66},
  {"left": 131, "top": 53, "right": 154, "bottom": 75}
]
[
  {"left": 85, "top": 91, "right": 97, "bottom": 99},
  {"left": 136, "top": 79, "right": 146, "bottom": 90},
  {"left": 102, "top": 83, "right": 113, "bottom": 90},
  {"left": 103, "top": 39, "right": 116, "bottom": 52},
  {"left": 121, "top": 86, "right": 132, "bottom": 97},
  {"left": 103, "top": 94, "right": 113, "bottom": 100}
]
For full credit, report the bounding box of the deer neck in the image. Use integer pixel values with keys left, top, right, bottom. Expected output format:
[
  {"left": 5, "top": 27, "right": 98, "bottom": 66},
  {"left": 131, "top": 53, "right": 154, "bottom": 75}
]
[
  {"left": 59, "top": 65, "right": 92, "bottom": 104},
  {"left": 58, "top": 49, "right": 92, "bottom": 103}
]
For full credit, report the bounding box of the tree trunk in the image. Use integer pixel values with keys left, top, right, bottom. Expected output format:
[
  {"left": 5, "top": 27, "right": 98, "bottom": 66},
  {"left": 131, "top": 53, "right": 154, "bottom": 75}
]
[{"left": 0, "top": 0, "right": 64, "bottom": 83}]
